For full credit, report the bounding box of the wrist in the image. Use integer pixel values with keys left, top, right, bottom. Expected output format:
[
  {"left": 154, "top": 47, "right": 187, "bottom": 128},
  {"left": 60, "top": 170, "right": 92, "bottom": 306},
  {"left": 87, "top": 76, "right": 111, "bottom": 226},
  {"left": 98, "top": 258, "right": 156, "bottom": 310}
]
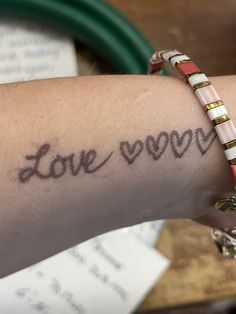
[{"left": 144, "top": 75, "right": 236, "bottom": 222}]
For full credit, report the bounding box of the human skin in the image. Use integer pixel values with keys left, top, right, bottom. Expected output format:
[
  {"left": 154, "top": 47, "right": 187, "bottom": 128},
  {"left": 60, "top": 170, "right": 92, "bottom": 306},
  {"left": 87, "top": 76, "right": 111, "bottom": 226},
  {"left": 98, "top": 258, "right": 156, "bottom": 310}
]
[{"left": 0, "top": 74, "right": 235, "bottom": 278}]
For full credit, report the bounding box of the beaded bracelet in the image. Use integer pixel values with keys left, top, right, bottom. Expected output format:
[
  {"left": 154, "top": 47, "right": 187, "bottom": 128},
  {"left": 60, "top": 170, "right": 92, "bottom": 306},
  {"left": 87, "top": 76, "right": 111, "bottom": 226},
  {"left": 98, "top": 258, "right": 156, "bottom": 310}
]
[
  {"left": 148, "top": 49, "right": 236, "bottom": 258},
  {"left": 149, "top": 49, "right": 236, "bottom": 211}
]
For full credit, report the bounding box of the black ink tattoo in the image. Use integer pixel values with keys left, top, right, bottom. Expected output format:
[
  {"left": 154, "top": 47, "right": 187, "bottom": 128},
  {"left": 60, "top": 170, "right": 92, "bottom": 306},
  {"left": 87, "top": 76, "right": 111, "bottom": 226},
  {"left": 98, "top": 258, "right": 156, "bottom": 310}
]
[
  {"left": 146, "top": 131, "right": 169, "bottom": 160},
  {"left": 19, "top": 144, "right": 52, "bottom": 183},
  {"left": 195, "top": 127, "right": 217, "bottom": 155},
  {"left": 119, "top": 140, "right": 143, "bottom": 164},
  {"left": 49, "top": 154, "right": 67, "bottom": 179},
  {"left": 18, "top": 144, "right": 113, "bottom": 183},
  {"left": 18, "top": 127, "right": 216, "bottom": 183},
  {"left": 120, "top": 127, "right": 216, "bottom": 164},
  {"left": 170, "top": 129, "right": 193, "bottom": 158}
]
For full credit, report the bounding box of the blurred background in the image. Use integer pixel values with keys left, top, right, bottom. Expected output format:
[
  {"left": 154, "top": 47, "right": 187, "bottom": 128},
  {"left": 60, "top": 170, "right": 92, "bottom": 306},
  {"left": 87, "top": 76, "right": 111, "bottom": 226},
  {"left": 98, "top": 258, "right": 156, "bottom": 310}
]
[{"left": 79, "top": 0, "right": 236, "bottom": 77}]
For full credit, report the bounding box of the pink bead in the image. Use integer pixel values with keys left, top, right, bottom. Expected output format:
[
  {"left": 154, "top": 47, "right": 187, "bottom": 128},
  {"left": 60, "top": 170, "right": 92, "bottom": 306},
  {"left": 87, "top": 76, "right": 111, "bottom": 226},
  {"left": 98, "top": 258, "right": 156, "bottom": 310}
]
[
  {"left": 176, "top": 61, "right": 200, "bottom": 76},
  {"left": 194, "top": 85, "right": 221, "bottom": 106},
  {"left": 215, "top": 120, "right": 236, "bottom": 144}
]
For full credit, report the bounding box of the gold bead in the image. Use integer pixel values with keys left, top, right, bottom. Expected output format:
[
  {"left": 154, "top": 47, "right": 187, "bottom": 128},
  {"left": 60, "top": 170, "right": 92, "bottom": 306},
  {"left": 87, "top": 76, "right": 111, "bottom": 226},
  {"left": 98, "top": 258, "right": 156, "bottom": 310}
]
[
  {"left": 204, "top": 100, "right": 224, "bottom": 112},
  {"left": 223, "top": 139, "right": 236, "bottom": 150},
  {"left": 228, "top": 157, "right": 236, "bottom": 165},
  {"left": 193, "top": 80, "right": 211, "bottom": 91},
  {"left": 212, "top": 114, "right": 230, "bottom": 126}
]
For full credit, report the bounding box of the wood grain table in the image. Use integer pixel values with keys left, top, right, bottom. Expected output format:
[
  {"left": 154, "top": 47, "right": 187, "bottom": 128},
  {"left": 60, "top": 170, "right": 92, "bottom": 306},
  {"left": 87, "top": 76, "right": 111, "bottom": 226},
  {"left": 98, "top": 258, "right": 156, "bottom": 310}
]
[
  {"left": 136, "top": 220, "right": 236, "bottom": 313},
  {"left": 77, "top": 1, "right": 236, "bottom": 312}
]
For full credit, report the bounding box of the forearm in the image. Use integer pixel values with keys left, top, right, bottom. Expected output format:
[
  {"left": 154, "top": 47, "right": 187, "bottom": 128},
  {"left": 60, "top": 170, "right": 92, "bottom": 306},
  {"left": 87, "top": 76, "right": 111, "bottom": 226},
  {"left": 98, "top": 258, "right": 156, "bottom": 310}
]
[{"left": 0, "top": 75, "right": 235, "bottom": 277}]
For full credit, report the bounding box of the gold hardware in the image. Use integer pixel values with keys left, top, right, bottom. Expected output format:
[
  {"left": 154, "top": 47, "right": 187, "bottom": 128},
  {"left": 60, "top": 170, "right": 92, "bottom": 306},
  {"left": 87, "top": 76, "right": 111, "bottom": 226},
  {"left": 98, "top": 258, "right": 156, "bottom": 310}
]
[
  {"left": 212, "top": 114, "right": 230, "bottom": 126},
  {"left": 223, "top": 139, "right": 236, "bottom": 150},
  {"left": 174, "top": 58, "right": 191, "bottom": 66},
  {"left": 215, "top": 195, "right": 236, "bottom": 212},
  {"left": 228, "top": 157, "right": 236, "bottom": 165},
  {"left": 193, "top": 81, "right": 211, "bottom": 90},
  {"left": 204, "top": 100, "right": 224, "bottom": 112}
]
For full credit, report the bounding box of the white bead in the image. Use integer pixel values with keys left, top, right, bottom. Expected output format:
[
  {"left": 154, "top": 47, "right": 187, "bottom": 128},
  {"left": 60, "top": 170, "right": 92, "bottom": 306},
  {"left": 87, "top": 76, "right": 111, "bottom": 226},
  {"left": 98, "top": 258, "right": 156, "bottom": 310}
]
[
  {"left": 157, "top": 50, "right": 169, "bottom": 59},
  {"left": 188, "top": 73, "right": 209, "bottom": 87},
  {"left": 170, "top": 54, "right": 190, "bottom": 66},
  {"left": 207, "top": 106, "right": 228, "bottom": 120},
  {"left": 224, "top": 145, "right": 236, "bottom": 161},
  {"left": 162, "top": 50, "right": 181, "bottom": 61}
]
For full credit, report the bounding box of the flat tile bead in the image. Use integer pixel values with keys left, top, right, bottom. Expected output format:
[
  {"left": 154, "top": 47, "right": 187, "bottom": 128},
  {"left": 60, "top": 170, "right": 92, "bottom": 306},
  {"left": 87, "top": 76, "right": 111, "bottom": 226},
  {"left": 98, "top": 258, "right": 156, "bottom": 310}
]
[
  {"left": 215, "top": 120, "right": 236, "bottom": 144},
  {"left": 230, "top": 164, "right": 236, "bottom": 184},
  {"left": 161, "top": 50, "right": 181, "bottom": 61},
  {"left": 195, "top": 85, "right": 221, "bottom": 105},
  {"left": 224, "top": 146, "right": 236, "bottom": 161},
  {"left": 157, "top": 50, "right": 169, "bottom": 59},
  {"left": 188, "top": 73, "right": 209, "bottom": 87},
  {"left": 207, "top": 105, "right": 228, "bottom": 121},
  {"left": 176, "top": 61, "right": 200, "bottom": 76},
  {"left": 156, "top": 50, "right": 169, "bottom": 59},
  {"left": 170, "top": 54, "right": 190, "bottom": 66}
]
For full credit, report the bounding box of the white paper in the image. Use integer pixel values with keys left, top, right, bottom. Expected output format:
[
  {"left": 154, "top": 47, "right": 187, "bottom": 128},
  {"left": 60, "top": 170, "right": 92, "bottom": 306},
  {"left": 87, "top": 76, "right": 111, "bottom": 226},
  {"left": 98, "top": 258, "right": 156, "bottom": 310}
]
[
  {"left": 0, "top": 20, "right": 170, "bottom": 314},
  {"left": 0, "top": 232, "right": 169, "bottom": 314},
  {"left": 120, "top": 220, "right": 165, "bottom": 247},
  {"left": 0, "top": 18, "right": 78, "bottom": 83}
]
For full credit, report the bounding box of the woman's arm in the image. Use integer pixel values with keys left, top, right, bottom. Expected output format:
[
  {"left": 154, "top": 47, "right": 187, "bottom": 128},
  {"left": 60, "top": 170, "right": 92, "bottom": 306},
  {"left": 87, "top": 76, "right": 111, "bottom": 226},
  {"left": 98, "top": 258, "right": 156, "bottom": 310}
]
[{"left": 0, "top": 75, "right": 235, "bottom": 277}]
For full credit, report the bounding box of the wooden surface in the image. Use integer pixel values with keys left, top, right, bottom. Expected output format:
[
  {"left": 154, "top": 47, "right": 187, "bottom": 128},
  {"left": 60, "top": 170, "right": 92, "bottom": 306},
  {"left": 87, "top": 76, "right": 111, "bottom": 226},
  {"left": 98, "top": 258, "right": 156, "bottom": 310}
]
[
  {"left": 135, "top": 220, "right": 236, "bottom": 313},
  {"left": 108, "top": 0, "right": 236, "bottom": 76},
  {"left": 77, "top": 1, "right": 236, "bottom": 311}
]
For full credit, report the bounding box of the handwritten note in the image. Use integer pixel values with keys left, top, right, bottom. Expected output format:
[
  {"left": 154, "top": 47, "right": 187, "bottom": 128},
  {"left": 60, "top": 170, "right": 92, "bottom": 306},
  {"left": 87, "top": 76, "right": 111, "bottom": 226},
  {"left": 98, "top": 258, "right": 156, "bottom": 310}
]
[
  {"left": 0, "top": 19, "right": 169, "bottom": 314},
  {"left": 0, "top": 232, "right": 169, "bottom": 314},
  {"left": 0, "top": 18, "right": 78, "bottom": 83}
]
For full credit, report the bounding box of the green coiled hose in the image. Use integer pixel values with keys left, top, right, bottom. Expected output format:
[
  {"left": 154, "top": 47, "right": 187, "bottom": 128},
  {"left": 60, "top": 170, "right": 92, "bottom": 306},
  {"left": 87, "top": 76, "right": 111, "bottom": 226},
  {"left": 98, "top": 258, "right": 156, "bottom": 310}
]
[{"left": 0, "top": 0, "right": 158, "bottom": 74}]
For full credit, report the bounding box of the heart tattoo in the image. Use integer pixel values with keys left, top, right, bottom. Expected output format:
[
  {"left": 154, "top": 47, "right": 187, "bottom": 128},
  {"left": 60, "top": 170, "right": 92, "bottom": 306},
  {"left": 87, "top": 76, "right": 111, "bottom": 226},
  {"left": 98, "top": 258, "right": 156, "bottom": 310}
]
[
  {"left": 170, "top": 129, "right": 193, "bottom": 158},
  {"left": 146, "top": 132, "right": 169, "bottom": 160},
  {"left": 120, "top": 140, "right": 144, "bottom": 164},
  {"left": 195, "top": 127, "right": 217, "bottom": 155}
]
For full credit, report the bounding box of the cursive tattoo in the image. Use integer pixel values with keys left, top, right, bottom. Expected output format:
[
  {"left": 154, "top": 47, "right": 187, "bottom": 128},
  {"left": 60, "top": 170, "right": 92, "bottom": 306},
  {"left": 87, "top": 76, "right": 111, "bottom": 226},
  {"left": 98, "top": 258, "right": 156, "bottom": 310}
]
[
  {"left": 18, "top": 127, "right": 216, "bottom": 183},
  {"left": 18, "top": 144, "right": 113, "bottom": 183},
  {"left": 120, "top": 127, "right": 216, "bottom": 164}
]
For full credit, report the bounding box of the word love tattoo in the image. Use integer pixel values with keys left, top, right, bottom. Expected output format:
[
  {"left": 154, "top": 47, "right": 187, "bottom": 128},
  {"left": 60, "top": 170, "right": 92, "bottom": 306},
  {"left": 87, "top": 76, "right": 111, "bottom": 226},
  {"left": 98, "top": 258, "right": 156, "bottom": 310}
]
[
  {"left": 120, "top": 127, "right": 216, "bottom": 164},
  {"left": 18, "top": 127, "right": 216, "bottom": 183},
  {"left": 18, "top": 144, "right": 113, "bottom": 183}
]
